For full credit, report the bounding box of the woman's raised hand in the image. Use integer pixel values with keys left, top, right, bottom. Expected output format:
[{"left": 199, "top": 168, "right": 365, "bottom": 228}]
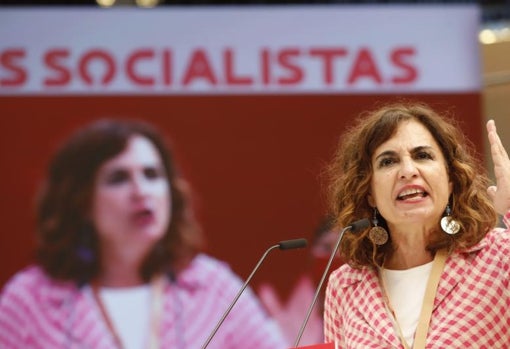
[{"left": 486, "top": 119, "right": 510, "bottom": 215}]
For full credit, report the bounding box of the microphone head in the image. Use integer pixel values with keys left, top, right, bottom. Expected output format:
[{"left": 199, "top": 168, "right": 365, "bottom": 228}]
[
  {"left": 349, "top": 218, "right": 370, "bottom": 233},
  {"left": 278, "top": 238, "right": 308, "bottom": 250}
]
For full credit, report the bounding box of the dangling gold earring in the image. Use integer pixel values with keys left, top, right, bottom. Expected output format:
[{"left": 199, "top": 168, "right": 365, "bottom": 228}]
[
  {"left": 440, "top": 204, "right": 460, "bottom": 235},
  {"left": 369, "top": 207, "right": 388, "bottom": 245}
]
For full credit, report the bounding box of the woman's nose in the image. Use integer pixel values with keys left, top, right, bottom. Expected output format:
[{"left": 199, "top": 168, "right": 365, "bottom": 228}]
[
  {"left": 399, "top": 158, "right": 419, "bottom": 179},
  {"left": 131, "top": 175, "right": 150, "bottom": 196}
]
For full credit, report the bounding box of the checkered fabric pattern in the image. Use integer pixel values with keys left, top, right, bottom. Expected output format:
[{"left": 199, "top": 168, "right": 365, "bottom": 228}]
[
  {"left": 324, "top": 213, "right": 510, "bottom": 348},
  {"left": 0, "top": 254, "right": 288, "bottom": 349}
]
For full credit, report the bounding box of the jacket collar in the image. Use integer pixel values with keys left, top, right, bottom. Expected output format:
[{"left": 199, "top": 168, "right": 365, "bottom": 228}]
[
  {"left": 345, "top": 266, "right": 402, "bottom": 347},
  {"left": 173, "top": 253, "right": 210, "bottom": 291},
  {"left": 31, "top": 270, "right": 112, "bottom": 348}
]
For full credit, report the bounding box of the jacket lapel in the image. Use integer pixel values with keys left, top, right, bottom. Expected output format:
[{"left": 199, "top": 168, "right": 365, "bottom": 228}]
[
  {"left": 349, "top": 267, "right": 403, "bottom": 348},
  {"left": 433, "top": 249, "right": 472, "bottom": 311},
  {"left": 42, "top": 282, "right": 116, "bottom": 348}
]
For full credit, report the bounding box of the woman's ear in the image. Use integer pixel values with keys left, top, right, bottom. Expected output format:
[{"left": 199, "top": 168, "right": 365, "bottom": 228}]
[{"left": 367, "top": 193, "right": 375, "bottom": 207}]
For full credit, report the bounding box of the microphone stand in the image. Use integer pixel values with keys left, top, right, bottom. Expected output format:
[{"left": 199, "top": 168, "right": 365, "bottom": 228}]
[
  {"left": 293, "top": 219, "right": 369, "bottom": 347},
  {"left": 202, "top": 238, "right": 307, "bottom": 349}
]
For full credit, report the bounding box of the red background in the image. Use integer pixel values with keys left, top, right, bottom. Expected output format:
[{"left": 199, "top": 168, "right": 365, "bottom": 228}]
[{"left": 0, "top": 93, "right": 483, "bottom": 300}]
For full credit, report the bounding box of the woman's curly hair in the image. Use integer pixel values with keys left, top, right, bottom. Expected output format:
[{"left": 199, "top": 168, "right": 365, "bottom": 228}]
[
  {"left": 36, "top": 119, "right": 204, "bottom": 285},
  {"left": 326, "top": 102, "right": 497, "bottom": 268}
]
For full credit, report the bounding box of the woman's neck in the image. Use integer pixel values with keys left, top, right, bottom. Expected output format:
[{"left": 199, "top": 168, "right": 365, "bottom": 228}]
[
  {"left": 384, "top": 248, "right": 433, "bottom": 270},
  {"left": 98, "top": 247, "right": 146, "bottom": 287},
  {"left": 384, "top": 225, "right": 433, "bottom": 270},
  {"left": 97, "top": 268, "right": 145, "bottom": 288}
]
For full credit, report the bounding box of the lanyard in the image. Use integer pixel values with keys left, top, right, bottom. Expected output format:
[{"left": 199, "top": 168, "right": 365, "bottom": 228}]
[
  {"left": 381, "top": 249, "right": 447, "bottom": 349},
  {"left": 92, "top": 274, "right": 166, "bottom": 349}
]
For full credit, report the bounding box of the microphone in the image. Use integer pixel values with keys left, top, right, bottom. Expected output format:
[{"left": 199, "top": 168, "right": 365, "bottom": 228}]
[
  {"left": 201, "top": 238, "right": 308, "bottom": 349},
  {"left": 292, "top": 218, "right": 370, "bottom": 348}
]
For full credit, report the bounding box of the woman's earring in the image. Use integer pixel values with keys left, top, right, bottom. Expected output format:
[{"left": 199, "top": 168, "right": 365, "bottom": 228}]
[
  {"left": 440, "top": 204, "right": 460, "bottom": 235},
  {"left": 369, "top": 207, "right": 389, "bottom": 245},
  {"left": 76, "top": 224, "right": 95, "bottom": 264}
]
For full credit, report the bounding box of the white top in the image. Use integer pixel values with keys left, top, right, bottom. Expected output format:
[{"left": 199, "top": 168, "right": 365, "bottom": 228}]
[
  {"left": 380, "top": 261, "right": 433, "bottom": 347},
  {"left": 98, "top": 285, "right": 152, "bottom": 349}
]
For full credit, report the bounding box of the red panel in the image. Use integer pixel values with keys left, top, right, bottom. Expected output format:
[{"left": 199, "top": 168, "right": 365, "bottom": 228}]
[{"left": 0, "top": 93, "right": 483, "bottom": 300}]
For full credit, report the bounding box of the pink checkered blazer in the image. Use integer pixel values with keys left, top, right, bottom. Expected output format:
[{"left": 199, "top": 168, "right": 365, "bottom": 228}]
[
  {"left": 0, "top": 254, "right": 288, "bottom": 349},
  {"left": 324, "top": 214, "right": 510, "bottom": 348}
]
